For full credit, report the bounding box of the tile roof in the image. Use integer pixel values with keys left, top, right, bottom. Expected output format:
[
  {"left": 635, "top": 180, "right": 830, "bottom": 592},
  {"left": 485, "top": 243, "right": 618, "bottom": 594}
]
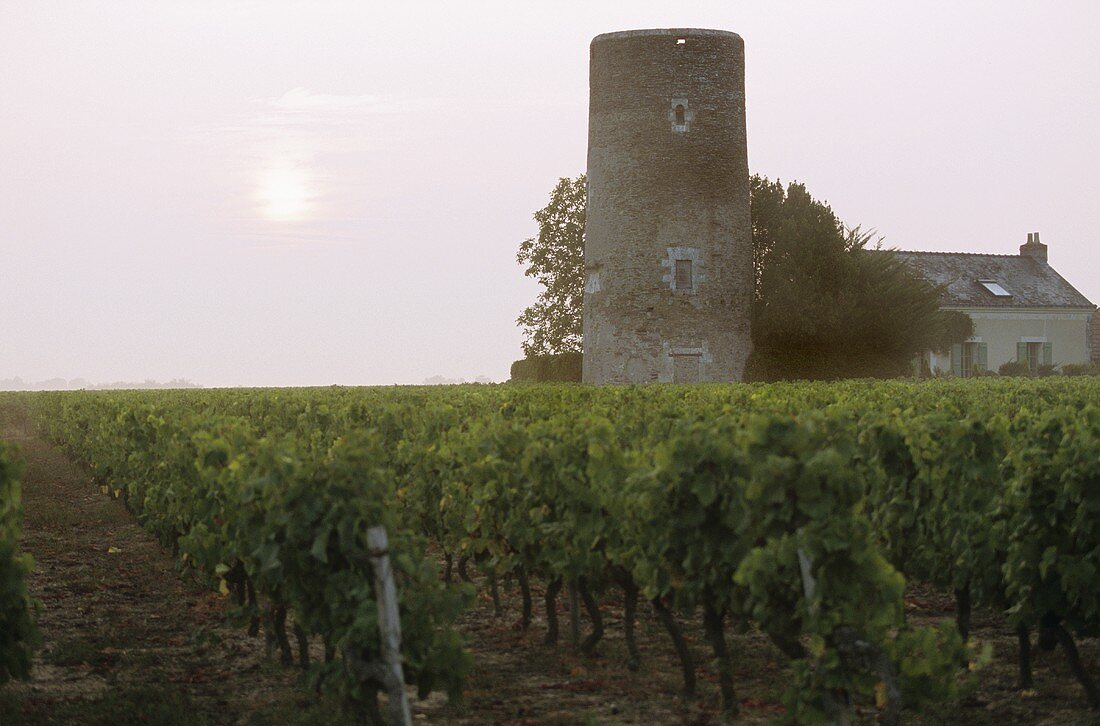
[{"left": 886, "top": 250, "right": 1095, "bottom": 309}]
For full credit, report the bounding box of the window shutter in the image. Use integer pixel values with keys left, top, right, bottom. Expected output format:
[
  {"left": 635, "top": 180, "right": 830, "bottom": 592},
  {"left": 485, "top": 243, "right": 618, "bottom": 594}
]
[
  {"left": 1017, "top": 342, "right": 1028, "bottom": 363},
  {"left": 951, "top": 344, "right": 963, "bottom": 376},
  {"left": 977, "top": 343, "right": 988, "bottom": 372},
  {"left": 1043, "top": 342, "right": 1053, "bottom": 366}
]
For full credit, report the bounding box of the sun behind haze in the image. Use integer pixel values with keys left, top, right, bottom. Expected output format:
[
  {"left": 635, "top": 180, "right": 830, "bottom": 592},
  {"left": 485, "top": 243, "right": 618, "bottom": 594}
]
[
  {"left": 258, "top": 165, "right": 311, "bottom": 221},
  {"left": 1, "top": 0, "right": 1097, "bottom": 387}
]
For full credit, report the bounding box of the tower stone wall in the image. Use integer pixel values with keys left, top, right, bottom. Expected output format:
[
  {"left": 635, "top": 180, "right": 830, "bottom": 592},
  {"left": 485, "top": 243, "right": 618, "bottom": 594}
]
[{"left": 582, "top": 28, "right": 753, "bottom": 384}]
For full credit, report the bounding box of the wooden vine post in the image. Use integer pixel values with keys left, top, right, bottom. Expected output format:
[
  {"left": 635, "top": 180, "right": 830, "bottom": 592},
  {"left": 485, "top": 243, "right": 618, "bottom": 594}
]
[{"left": 367, "top": 526, "right": 413, "bottom": 726}]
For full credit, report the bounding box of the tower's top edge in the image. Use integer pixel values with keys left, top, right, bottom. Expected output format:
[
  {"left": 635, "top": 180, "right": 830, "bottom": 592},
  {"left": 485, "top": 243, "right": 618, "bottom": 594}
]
[{"left": 591, "top": 28, "right": 742, "bottom": 45}]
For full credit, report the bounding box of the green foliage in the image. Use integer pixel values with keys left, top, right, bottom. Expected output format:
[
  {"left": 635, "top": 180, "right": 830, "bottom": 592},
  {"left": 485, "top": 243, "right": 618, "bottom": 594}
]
[
  {"left": 862, "top": 414, "right": 1007, "bottom": 603},
  {"left": 0, "top": 440, "right": 38, "bottom": 684},
  {"left": 890, "top": 623, "right": 978, "bottom": 708},
  {"left": 516, "top": 175, "right": 586, "bottom": 356},
  {"left": 1035, "top": 363, "right": 1059, "bottom": 378},
  {"left": 730, "top": 413, "right": 911, "bottom": 720},
  {"left": 1061, "top": 362, "right": 1099, "bottom": 377},
  {"left": 509, "top": 352, "right": 582, "bottom": 382},
  {"left": 1001, "top": 405, "right": 1100, "bottom": 635},
  {"left": 998, "top": 360, "right": 1031, "bottom": 377},
  {"left": 748, "top": 178, "right": 957, "bottom": 380},
  {"left": 26, "top": 376, "right": 1100, "bottom": 716},
  {"left": 517, "top": 173, "right": 960, "bottom": 379},
  {"left": 33, "top": 395, "right": 470, "bottom": 709},
  {"left": 930, "top": 310, "right": 976, "bottom": 354}
]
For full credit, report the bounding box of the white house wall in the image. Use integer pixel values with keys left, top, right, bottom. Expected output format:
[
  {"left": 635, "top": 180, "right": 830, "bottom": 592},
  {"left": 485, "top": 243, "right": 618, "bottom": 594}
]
[{"left": 929, "top": 308, "right": 1093, "bottom": 374}]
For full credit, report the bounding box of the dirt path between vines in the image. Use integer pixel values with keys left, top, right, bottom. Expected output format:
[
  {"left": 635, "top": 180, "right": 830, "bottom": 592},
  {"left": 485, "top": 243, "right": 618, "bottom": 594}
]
[
  {"left": 2, "top": 406, "right": 1098, "bottom": 725},
  {"left": 0, "top": 414, "right": 743, "bottom": 725},
  {"left": 0, "top": 413, "right": 770, "bottom": 725},
  {"left": 0, "top": 418, "right": 328, "bottom": 725}
]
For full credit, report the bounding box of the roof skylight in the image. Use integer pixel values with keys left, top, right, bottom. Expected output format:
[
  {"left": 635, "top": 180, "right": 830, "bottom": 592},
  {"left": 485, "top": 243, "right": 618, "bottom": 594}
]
[{"left": 978, "top": 279, "right": 1012, "bottom": 297}]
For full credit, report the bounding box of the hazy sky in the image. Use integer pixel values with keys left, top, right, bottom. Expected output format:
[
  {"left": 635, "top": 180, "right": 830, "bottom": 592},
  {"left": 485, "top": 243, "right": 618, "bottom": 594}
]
[{"left": 2, "top": 1, "right": 1097, "bottom": 387}]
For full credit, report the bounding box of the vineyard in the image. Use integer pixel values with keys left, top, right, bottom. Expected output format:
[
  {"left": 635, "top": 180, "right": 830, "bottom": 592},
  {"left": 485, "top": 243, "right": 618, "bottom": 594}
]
[
  {"left": 0, "top": 438, "right": 36, "bottom": 686},
  {"left": 1, "top": 377, "right": 1099, "bottom": 723}
]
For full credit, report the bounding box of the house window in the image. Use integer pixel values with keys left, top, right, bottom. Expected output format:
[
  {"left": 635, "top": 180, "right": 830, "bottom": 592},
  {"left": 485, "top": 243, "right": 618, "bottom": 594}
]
[
  {"left": 952, "top": 341, "right": 987, "bottom": 377},
  {"left": 1027, "top": 343, "right": 1040, "bottom": 371},
  {"left": 674, "top": 259, "right": 693, "bottom": 290},
  {"left": 674, "top": 104, "right": 686, "bottom": 125},
  {"left": 1017, "top": 341, "right": 1053, "bottom": 372},
  {"left": 960, "top": 343, "right": 973, "bottom": 378}
]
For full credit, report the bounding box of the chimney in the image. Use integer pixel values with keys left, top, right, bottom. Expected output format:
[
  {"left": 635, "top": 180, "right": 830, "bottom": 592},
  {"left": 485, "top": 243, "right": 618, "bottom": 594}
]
[{"left": 1020, "top": 231, "right": 1048, "bottom": 262}]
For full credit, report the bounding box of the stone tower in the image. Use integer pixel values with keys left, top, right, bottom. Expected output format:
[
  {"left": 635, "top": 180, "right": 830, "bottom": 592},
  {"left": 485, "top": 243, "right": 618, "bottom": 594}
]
[{"left": 582, "top": 28, "right": 753, "bottom": 384}]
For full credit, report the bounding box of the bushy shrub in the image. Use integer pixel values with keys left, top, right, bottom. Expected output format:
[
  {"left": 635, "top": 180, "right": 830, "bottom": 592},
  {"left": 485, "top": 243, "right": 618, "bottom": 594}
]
[
  {"left": 998, "top": 361, "right": 1031, "bottom": 377},
  {"left": 509, "top": 353, "right": 582, "bottom": 383},
  {"left": 1062, "top": 362, "right": 1100, "bottom": 377}
]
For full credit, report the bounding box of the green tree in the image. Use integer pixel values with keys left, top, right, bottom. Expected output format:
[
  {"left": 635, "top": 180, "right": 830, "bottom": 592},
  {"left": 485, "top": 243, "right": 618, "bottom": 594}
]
[
  {"left": 746, "top": 177, "right": 971, "bottom": 380},
  {"left": 516, "top": 174, "right": 970, "bottom": 379},
  {"left": 516, "top": 175, "right": 586, "bottom": 356}
]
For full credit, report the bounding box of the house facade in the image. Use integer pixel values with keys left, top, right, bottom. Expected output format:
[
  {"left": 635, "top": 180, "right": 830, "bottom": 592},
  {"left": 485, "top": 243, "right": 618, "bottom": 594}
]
[{"left": 893, "top": 234, "right": 1096, "bottom": 377}]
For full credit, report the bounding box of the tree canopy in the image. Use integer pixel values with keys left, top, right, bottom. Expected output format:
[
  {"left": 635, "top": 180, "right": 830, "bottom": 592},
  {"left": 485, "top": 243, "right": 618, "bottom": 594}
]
[
  {"left": 515, "top": 175, "right": 585, "bottom": 357},
  {"left": 746, "top": 177, "right": 972, "bottom": 380},
  {"left": 516, "top": 174, "right": 971, "bottom": 380}
]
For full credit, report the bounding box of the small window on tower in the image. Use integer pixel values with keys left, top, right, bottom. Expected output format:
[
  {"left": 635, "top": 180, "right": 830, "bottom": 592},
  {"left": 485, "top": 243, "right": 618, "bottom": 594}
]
[
  {"left": 675, "top": 259, "right": 693, "bottom": 290},
  {"left": 670, "top": 99, "right": 690, "bottom": 132},
  {"left": 672, "top": 353, "right": 701, "bottom": 383}
]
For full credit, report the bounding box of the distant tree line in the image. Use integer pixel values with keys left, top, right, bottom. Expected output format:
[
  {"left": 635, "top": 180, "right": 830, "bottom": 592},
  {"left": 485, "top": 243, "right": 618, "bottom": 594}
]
[{"left": 0, "top": 377, "right": 201, "bottom": 392}]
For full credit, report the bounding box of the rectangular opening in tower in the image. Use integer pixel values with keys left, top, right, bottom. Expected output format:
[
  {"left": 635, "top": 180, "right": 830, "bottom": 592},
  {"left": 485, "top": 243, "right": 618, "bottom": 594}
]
[
  {"left": 674, "top": 259, "right": 693, "bottom": 290},
  {"left": 672, "top": 354, "right": 702, "bottom": 383}
]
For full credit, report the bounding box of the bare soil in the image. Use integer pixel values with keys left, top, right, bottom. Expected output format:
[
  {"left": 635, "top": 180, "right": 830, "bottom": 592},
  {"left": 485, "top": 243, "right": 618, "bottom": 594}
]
[
  {"left": 0, "top": 419, "right": 325, "bottom": 725},
  {"left": 1, "top": 410, "right": 1097, "bottom": 724},
  {"left": 417, "top": 571, "right": 1100, "bottom": 725}
]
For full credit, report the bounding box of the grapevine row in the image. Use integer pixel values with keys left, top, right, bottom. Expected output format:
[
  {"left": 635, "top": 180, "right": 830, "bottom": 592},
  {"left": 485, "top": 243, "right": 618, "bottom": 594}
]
[
  {"left": 29, "top": 377, "right": 1100, "bottom": 720},
  {"left": 0, "top": 438, "right": 37, "bottom": 685}
]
